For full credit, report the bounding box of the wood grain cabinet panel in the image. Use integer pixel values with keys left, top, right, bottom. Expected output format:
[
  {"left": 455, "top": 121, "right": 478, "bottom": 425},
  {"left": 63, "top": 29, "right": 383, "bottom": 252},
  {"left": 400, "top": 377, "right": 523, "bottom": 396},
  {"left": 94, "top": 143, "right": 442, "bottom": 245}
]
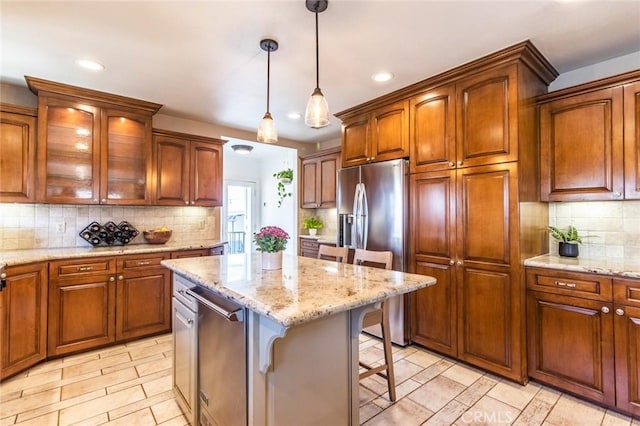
[
  {"left": 27, "top": 76, "right": 160, "bottom": 205},
  {"left": 300, "top": 148, "right": 340, "bottom": 208},
  {"left": 614, "top": 278, "right": 640, "bottom": 416},
  {"left": 0, "top": 263, "right": 47, "bottom": 380},
  {"left": 625, "top": 81, "right": 640, "bottom": 199},
  {"left": 341, "top": 114, "right": 370, "bottom": 168},
  {"left": 0, "top": 105, "right": 37, "bottom": 203},
  {"left": 153, "top": 129, "right": 225, "bottom": 207}
]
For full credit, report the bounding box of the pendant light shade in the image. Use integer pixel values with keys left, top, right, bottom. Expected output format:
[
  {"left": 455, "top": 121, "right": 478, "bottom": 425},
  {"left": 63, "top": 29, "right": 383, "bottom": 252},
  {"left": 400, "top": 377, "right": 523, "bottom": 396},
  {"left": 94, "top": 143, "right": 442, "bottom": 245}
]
[
  {"left": 304, "top": 0, "right": 330, "bottom": 129},
  {"left": 257, "top": 39, "right": 278, "bottom": 143}
]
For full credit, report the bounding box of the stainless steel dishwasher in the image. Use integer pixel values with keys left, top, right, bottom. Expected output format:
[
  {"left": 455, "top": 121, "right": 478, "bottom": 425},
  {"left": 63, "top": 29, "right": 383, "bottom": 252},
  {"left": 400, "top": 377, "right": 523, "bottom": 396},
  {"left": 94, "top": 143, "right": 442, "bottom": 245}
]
[{"left": 187, "top": 286, "right": 247, "bottom": 426}]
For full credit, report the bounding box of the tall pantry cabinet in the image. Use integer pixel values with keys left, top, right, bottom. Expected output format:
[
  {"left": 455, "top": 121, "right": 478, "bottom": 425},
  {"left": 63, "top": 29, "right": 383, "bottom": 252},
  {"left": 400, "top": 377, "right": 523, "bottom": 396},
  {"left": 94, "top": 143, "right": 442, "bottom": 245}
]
[{"left": 407, "top": 42, "right": 557, "bottom": 382}]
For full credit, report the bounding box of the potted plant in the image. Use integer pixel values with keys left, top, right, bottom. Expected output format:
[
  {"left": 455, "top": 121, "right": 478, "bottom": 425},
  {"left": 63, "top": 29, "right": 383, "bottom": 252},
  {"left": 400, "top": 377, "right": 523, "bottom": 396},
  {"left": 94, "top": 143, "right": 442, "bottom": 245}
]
[
  {"left": 253, "top": 225, "right": 290, "bottom": 270},
  {"left": 273, "top": 168, "right": 293, "bottom": 207},
  {"left": 303, "top": 217, "right": 323, "bottom": 236},
  {"left": 548, "top": 225, "right": 583, "bottom": 257}
]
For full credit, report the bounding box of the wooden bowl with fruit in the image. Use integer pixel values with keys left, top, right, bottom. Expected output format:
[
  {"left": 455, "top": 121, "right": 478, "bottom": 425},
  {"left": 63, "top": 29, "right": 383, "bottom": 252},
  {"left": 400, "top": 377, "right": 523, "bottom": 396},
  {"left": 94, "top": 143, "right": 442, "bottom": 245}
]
[{"left": 143, "top": 227, "right": 172, "bottom": 244}]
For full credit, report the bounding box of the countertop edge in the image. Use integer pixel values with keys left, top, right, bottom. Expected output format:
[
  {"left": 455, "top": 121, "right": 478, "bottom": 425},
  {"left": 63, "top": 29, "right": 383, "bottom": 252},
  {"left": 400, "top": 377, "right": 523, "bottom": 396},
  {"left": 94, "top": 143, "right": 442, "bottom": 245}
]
[
  {"left": 524, "top": 254, "right": 640, "bottom": 279},
  {"left": 0, "top": 240, "right": 228, "bottom": 269}
]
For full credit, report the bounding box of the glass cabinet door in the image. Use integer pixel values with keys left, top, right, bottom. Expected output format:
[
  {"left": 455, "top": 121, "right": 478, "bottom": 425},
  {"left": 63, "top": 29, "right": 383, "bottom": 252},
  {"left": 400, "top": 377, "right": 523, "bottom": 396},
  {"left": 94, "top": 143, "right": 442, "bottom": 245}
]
[
  {"left": 101, "top": 109, "right": 152, "bottom": 204},
  {"left": 38, "top": 98, "right": 100, "bottom": 203}
]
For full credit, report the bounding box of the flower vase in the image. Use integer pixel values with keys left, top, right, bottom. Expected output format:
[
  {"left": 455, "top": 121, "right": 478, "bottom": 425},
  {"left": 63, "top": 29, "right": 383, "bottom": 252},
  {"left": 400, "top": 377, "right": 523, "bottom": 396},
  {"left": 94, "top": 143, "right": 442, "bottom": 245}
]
[
  {"left": 308, "top": 228, "right": 317, "bottom": 236},
  {"left": 262, "top": 251, "right": 283, "bottom": 270},
  {"left": 558, "top": 242, "right": 579, "bottom": 258}
]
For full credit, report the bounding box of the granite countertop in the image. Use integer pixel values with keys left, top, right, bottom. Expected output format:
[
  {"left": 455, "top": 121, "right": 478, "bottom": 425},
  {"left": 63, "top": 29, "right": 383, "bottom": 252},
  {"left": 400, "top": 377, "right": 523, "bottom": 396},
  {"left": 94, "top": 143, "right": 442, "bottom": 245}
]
[
  {"left": 0, "top": 239, "right": 227, "bottom": 268},
  {"left": 524, "top": 254, "right": 640, "bottom": 279},
  {"left": 299, "top": 234, "right": 337, "bottom": 245},
  {"left": 162, "top": 253, "right": 436, "bottom": 328}
]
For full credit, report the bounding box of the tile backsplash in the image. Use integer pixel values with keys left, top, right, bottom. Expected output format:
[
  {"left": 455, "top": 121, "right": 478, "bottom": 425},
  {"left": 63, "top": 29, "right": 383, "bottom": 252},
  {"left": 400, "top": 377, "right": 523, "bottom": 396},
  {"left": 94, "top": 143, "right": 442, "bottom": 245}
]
[
  {"left": 0, "top": 204, "right": 220, "bottom": 251},
  {"left": 549, "top": 201, "right": 640, "bottom": 259},
  {"left": 299, "top": 208, "right": 337, "bottom": 238}
]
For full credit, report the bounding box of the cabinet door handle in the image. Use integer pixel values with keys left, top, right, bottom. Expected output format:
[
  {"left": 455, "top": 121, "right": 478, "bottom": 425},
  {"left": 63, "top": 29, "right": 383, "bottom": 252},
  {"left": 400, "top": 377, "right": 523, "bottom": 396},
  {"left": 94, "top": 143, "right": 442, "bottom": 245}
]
[
  {"left": 448, "top": 162, "right": 455, "bottom": 168},
  {"left": 0, "top": 272, "right": 6, "bottom": 292},
  {"left": 456, "top": 260, "right": 463, "bottom": 266},
  {"left": 613, "top": 191, "right": 622, "bottom": 198},
  {"left": 616, "top": 308, "right": 625, "bottom": 316},
  {"left": 109, "top": 276, "right": 115, "bottom": 282},
  {"left": 177, "top": 289, "right": 185, "bottom": 295},
  {"left": 185, "top": 201, "right": 189, "bottom": 205},
  {"left": 101, "top": 199, "right": 107, "bottom": 203},
  {"left": 77, "top": 266, "right": 93, "bottom": 272},
  {"left": 601, "top": 306, "right": 610, "bottom": 314},
  {"left": 554, "top": 280, "right": 576, "bottom": 288},
  {"left": 457, "top": 160, "right": 463, "bottom": 166},
  {"left": 118, "top": 275, "right": 124, "bottom": 281},
  {"left": 449, "top": 260, "right": 455, "bottom": 266},
  {"left": 137, "top": 261, "right": 151, "bottom": 266},
  {"left": 187, "top": 319, "right": 194, "bottom": 325}
]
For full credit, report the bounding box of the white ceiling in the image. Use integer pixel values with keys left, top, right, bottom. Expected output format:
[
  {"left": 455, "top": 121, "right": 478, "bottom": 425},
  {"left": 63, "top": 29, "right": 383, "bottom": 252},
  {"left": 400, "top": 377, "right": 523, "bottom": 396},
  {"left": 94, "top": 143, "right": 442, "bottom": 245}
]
[{"left": 2, "top": 1, "right": 639, "bottom": 144}]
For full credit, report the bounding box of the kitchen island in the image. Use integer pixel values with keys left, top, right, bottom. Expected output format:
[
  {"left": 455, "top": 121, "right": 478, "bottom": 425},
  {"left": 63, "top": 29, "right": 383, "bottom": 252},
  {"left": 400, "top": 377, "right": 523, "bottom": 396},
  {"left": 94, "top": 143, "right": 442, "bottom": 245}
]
[{"left": 161, "top": 253, "right": 436, "bottom": 426}]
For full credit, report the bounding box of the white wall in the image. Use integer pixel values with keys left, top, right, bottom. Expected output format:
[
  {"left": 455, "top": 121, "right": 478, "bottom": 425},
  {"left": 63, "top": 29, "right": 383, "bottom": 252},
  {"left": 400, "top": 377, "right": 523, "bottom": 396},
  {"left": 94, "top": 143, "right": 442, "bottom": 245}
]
[{"left": 549, "top": 50, "right": 640, "bottom": 91}]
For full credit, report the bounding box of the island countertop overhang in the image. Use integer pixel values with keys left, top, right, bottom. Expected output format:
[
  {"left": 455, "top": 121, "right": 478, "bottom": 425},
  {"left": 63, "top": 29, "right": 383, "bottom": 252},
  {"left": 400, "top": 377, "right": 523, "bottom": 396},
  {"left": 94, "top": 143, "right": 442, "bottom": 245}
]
[{"left": 162, "top": 253, "right": 437, "bottom": 328}]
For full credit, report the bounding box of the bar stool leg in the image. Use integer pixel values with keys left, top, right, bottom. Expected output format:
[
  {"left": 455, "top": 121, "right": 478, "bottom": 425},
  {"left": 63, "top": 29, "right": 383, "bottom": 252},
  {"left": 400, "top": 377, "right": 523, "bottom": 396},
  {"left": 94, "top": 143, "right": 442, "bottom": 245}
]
[{"left": 381, "top": 302, "right": 396, "bottom": 402}]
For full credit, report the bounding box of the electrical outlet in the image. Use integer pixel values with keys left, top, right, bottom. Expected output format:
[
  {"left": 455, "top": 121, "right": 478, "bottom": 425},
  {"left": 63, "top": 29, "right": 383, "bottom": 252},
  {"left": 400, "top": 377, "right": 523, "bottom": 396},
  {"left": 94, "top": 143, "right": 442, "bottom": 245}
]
[{"left": 55, "top": 222, "right": 66, "bottom": 233}]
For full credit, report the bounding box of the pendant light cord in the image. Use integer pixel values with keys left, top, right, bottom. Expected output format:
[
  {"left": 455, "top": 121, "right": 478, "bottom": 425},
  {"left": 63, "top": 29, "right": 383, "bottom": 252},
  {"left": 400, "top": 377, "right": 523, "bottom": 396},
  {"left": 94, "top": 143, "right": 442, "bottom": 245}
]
[
  {"left": 266, "top": 47, "right": 271, "bottom": 114},
  {"left": 314, "top": 8, "right": 320, "bottom": 90}
]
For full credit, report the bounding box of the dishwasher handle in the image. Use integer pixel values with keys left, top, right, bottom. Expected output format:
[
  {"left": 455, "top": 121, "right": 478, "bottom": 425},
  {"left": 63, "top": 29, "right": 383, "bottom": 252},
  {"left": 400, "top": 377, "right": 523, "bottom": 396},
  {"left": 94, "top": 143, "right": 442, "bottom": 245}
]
[{"left": 186, "top": 288, "right": 244, "bottom": 322}]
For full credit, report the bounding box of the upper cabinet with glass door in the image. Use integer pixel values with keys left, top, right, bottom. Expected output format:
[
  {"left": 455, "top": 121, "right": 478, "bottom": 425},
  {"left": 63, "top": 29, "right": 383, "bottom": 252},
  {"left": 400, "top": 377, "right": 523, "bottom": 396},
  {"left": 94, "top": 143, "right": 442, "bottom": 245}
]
[{"left": 26, "top": 77, "right": 161, "bottom": 205}]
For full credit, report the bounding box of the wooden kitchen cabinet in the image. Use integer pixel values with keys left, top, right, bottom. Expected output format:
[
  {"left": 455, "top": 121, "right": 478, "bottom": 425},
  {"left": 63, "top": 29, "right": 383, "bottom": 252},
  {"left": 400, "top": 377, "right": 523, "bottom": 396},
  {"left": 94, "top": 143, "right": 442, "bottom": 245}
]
[
  {"left": 27, "top": 76, "right": 161, "bottom": 205},
  {"left": 300, "top": 147, "right": 340, "bottom": 208},
  {"left": 526, "top": 267, "right": 640, "bottom": 416},
  {"left": 170, "top": 248, "right": 212, "bottom": 259},
  {"left": 116, "top": 253, "right": 171, "bottom": 340},
  {"left": 613, "top": 278, "right": 640, "bottom": 416},
  {"left": 338, "top": 100, "right": 409, "bottom": 168},
  {"left": 0, "top": 262, "right": 48, "bottom": 380},
  {"left": 153, "top": 129, "right": 225, "bottom": 207},
  {"left": 624, "top": 81, "right": 640, "bottom": 199},
  {"left": 0, "top": 104, "right": 37, "bottom": 203},
  {"left": 538, "top": 70, "right": 640, "bottom": 201}
]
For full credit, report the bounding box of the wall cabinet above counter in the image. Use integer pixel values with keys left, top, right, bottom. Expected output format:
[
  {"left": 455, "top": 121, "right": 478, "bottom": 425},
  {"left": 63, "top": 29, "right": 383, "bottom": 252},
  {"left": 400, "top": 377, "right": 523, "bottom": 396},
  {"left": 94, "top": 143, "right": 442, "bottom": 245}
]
[{"left": 300, "top": 147, "right": 340, "bottom": 209}]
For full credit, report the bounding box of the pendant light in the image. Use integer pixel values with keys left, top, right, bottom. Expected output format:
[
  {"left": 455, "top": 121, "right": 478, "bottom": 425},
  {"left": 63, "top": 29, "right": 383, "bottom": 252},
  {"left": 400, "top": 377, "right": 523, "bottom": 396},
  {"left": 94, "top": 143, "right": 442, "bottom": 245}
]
[
  {"left": 304, "top": 0, "right": 330, "bottom": 129},
  {"left": 257, "top": 39, "right": 278, "bottom": 143}
]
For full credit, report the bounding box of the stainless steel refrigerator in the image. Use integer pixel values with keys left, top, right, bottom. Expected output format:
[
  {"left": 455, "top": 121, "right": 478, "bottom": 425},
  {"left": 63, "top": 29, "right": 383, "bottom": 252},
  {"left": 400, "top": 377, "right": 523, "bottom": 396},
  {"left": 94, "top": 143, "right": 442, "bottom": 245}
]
[{"left": 337, "top": 159, "right": 409, "bottom": 345}]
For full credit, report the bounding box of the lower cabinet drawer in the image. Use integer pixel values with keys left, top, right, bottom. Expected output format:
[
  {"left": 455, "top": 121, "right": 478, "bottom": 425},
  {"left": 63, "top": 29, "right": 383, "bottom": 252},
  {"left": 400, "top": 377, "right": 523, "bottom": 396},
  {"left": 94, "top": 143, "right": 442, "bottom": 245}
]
[{"left": 526, "top": 267, "right": 612, "bottom": 301}]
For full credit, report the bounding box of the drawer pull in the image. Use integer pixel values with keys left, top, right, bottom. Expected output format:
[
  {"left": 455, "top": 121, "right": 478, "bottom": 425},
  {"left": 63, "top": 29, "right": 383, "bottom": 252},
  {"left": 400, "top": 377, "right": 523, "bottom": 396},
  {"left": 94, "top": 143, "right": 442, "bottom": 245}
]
[
  {"left": 77, "top": 266, "right": 94, "bottom": 272},
  {"left": 616, "top": 308, "right": 625, "bottom": 316},
  {"left": 177, "top": 289, "right": 185, "bottom": 295},
  {"left": 137, "top": 261, "right": 151, "bottom": 266},
  {"left": 601, "top": 306, "right": 610, "bottom": 314},
  {"left": 554, "top": 280, "right": 576, "bottom": 288}
]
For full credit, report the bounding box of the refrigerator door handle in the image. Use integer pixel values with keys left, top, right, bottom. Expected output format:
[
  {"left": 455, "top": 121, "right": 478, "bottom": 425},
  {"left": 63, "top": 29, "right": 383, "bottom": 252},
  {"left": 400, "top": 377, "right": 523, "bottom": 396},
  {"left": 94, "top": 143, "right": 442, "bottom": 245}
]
[
  {"left": 352, "top": 183, "right": 361, "bottom": 249},
  {"left": 361, "top": 183, "right": 368, "bottom": 250}
]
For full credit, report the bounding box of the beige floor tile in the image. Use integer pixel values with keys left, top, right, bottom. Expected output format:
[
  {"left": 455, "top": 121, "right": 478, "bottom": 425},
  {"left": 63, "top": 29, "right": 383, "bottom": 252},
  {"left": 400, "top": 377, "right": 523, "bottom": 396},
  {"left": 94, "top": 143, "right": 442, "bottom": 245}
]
[
  {"left": 61, "top": 353, "right": 131, "bottom": 379},
  {"left": 108, "top": 390, "right": 175, "bottom": 420},
  {"left": 455, "top": 376, "right": 498, "bottom": 407},
  {"left": 105, "top": 408, "right": 155, "bottom": 425},
  {"left": 360, "top": 386, "right": 380, "bottom": 406},
  {"left": 462, "top": 395, "right": 520, "bottom": 425},
  {"left": 71, "top": 413, "right": 109, "bottom": 426},
  {"left": 100, "top": 353, "right": 165, "bottom": 376},
  {"left": 58, "top": 385, "right": 145, "bottom": 426},
  {"left": 0, "top": 389, "right": 22, "bottom": 403},
  {"left": 135, "top": 355, "right": 172, "bottom": 377},
  {"left": 128, "top": 341, "right": 172, "bottom": 361},
  {"left": 61, "top": 367, "right": 138, "bottom": 400},
  {"left": 12, "top": 410, "right": 58, "bottom": 425},
  {"left": 141, "top": 374, "right": 172, "bottom": 397},
  {"left": 106, "top": 368, "right": 170, "bottom": 394},
  {"left": 21, "top": 370, "right": 101, "bottom": 397},
  {"left": 441, "top": 363, "right": 484, "bottom": 387},
  {"left": 157, "top": 414, "right": 189, "bottom": 426},
  {"left": 391, "top": 358, "right": 425, "bottom": 384},
  {"left": 486, "top": 379, "right": 541, "bottom": 410},
  {"left": 360, "top": 345, "right": 384, "bottom": 366},
  {"left": 422, "top": 399, "right": 469, "bottom": 426},
  {"left": 125, "top": 336, "right": 160, "bottom": 348},
  {"left": 532, "top": 386, "right": 562, "bottom": 405},
  {"left": 1, "top": 387, "right": 60, "bottom": 418},
  {"left": 512, "top": 397, "right": 553, "bottom": 426},
  {"left": 404, "top": 349, "right": 442, "bottom": 368},
  {"left": 1, "top": 369, "right": 62, "bottom": 397},
  {"left": 392, "top": 345, "right": 418, "bottom": 361},
  {"left": 0, "top": 415, "right": 16, "bottom": 426},
  {"left": 544, "top": 394, "right": 605, "bottom": 426},
  {"left": 150, "top": 397, "right": 184, "bottom": 423},
  {"left": 363, "top": 397, "right": 433, "bottom": 426},
  {"left": 412, "top": 359, "right": 456, "bottom": 384},
  {"left": 390, "top": 378, "right": 423, "bottom": 401},
  {"left": 60, "top": 352, "right": 101, "bottom": 367},
  {"left": 360, "top": 401, "right": 384, "bottom": 424},
  {"left": 360, "top": 375, "right": 388, "bottom": 397},
  {"left": 15, "top": 389, "right": 105, "bottom": 423},
  {"left": 25, "top": 359, "right": 63, "bottom": 376},
  {"left": 408, "top": 375, "right": 467, "bottom": 412},
  {"left": 602, "top": 409, "right": 633, "bottom": 426}
]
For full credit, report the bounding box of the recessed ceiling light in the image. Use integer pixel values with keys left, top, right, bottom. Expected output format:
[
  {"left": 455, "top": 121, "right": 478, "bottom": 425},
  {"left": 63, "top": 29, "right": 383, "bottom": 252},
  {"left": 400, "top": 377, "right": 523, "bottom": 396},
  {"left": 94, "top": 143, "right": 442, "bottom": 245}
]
[
  {"left": 372, "top": 72, "right": 394, "bottom": 83},
  {"left": 287, "top": 112, "right": 301, "bottom": 120},
  {"left": 231, "top": 144, "right": 253, "bottom": 155},
  {"left": 76, "top": 58, "right": 105, "bottom": 71}
]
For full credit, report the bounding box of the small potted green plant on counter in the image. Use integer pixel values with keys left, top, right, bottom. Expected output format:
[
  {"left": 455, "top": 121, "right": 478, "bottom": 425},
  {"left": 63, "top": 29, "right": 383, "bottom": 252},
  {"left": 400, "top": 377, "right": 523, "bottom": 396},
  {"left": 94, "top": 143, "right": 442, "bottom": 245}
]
[
  {"left": 548, "top": 225, "right": 583, "bottom": 257},
  {"left": 303, "top": 216, "right": 323, "bottom": 236}
]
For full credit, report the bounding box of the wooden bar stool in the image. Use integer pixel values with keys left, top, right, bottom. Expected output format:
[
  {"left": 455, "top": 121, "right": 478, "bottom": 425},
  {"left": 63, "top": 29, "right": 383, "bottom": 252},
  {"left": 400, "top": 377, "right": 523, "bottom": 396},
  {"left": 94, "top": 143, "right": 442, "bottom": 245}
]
[
  {"left": 317, "top": 245, "right": 349, "bottom": 263},
  {"left": 353, "top": 248, "right": 396, "bottom": 402}
]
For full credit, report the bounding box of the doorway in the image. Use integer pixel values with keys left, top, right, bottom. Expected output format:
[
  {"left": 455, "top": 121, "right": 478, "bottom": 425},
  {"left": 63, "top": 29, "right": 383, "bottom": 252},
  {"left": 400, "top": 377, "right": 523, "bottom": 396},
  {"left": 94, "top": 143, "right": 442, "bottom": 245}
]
[{"left": 223, "top": 181, "right": 256, "bottom": 254}]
